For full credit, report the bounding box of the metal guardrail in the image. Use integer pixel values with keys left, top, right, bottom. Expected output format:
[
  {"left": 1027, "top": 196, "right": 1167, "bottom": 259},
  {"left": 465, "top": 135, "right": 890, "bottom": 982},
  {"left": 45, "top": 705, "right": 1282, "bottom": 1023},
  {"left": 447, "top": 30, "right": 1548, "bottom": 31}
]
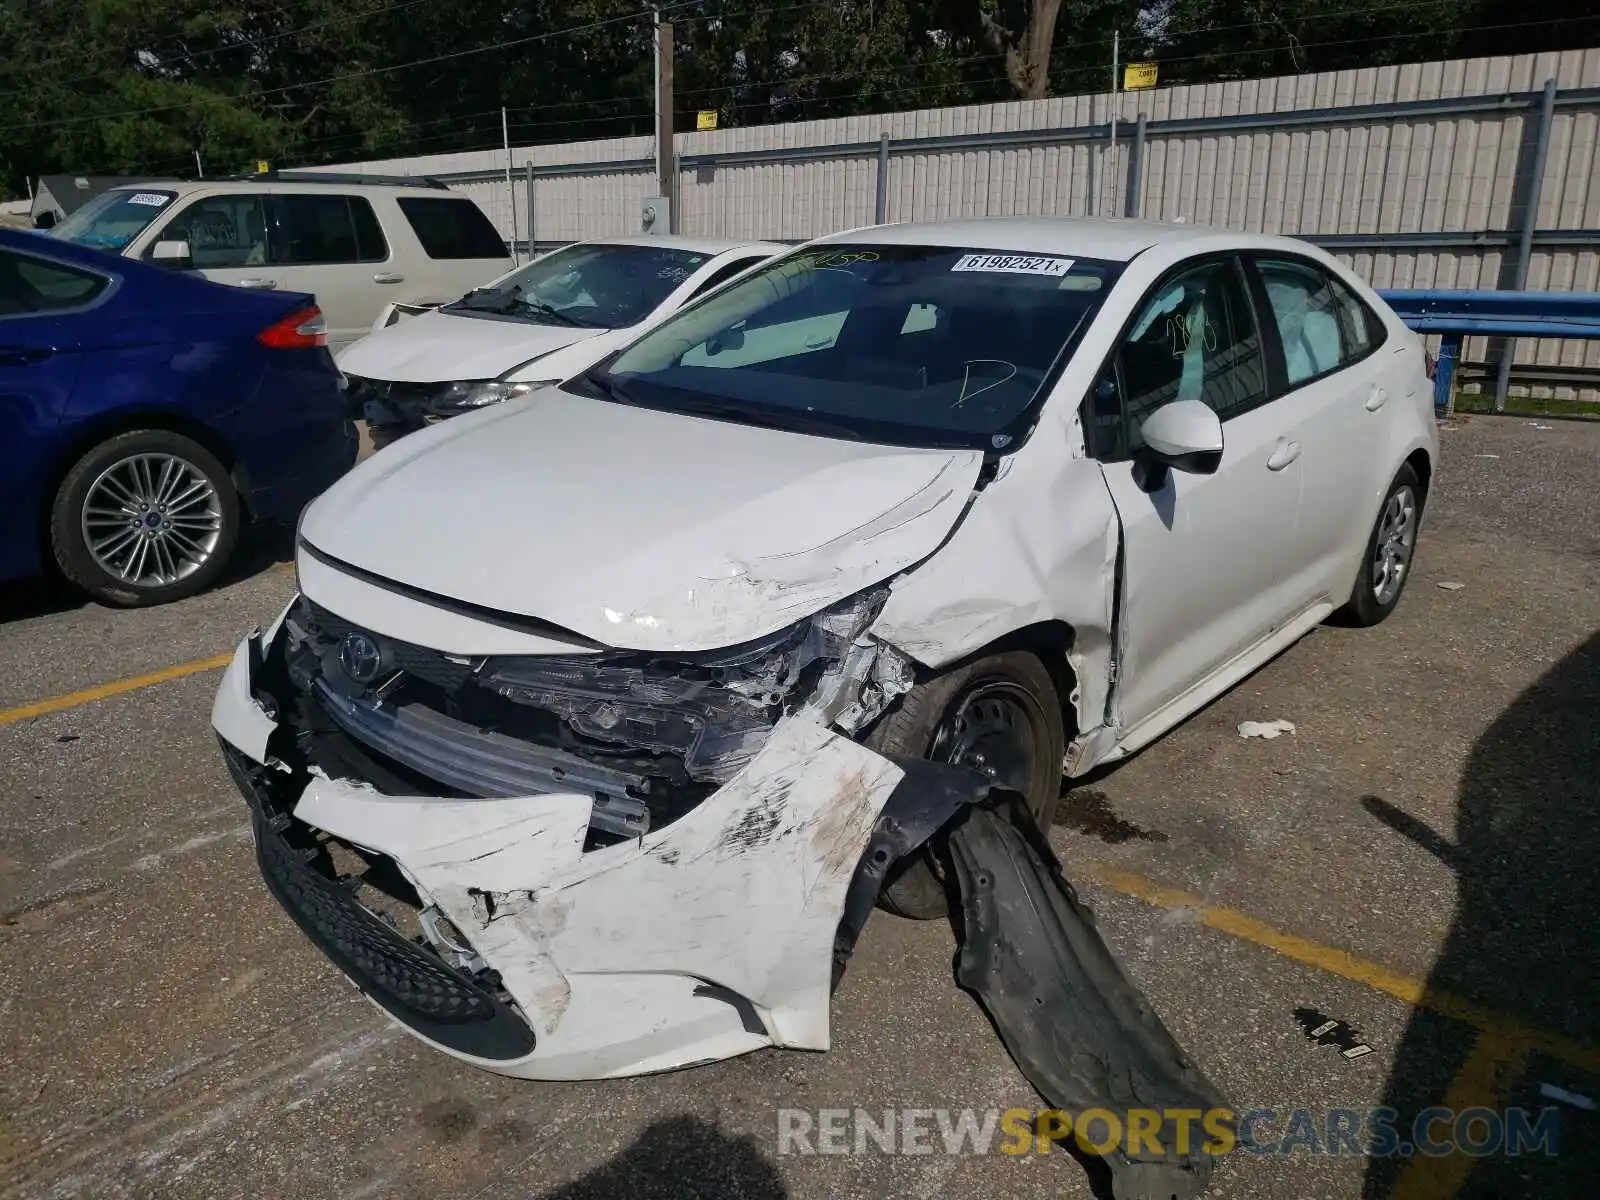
[{"left": 1377, "top": 289, "right": 1600, "bottom": 415}]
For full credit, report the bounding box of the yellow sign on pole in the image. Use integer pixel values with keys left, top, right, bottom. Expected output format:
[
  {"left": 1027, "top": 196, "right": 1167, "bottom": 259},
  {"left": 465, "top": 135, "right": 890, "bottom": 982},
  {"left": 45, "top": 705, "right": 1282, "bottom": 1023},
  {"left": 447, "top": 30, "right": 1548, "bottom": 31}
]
[
  {"left": 1123, "top": 62, "right": 1158, "bottom": 91},
  {"left": 254, "top": 159, "right": 271, "bottom": 174},
  {"left": 696, "top": 110, "right": 718, "bottom": 131}
]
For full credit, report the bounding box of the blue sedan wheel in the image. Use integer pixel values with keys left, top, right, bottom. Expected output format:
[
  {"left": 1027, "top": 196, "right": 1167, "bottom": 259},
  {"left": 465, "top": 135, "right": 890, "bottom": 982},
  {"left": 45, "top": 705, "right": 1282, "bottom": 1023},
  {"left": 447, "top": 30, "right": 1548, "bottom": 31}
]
[{"left": 51, "top": 430, "right": 241, "bottom": 607}]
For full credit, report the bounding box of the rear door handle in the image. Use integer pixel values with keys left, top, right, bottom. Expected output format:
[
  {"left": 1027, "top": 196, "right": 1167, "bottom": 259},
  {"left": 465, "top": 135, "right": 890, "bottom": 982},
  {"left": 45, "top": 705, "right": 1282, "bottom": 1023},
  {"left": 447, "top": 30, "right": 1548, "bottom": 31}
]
[
  {"left": 1365, "top": 386, "right": 1389, "bottom": 412},
  {"left": 238, "top": 278, "right": 277, "bottom": 290},
  {"left": 0, "top": 345, "right": 55, "bottom": 365},
  {"left": 1266, "top": 438, "right": 1302, "bottom": 471},
  {"left": 373, "top": 272, "right": 405, "bottom": 284}
]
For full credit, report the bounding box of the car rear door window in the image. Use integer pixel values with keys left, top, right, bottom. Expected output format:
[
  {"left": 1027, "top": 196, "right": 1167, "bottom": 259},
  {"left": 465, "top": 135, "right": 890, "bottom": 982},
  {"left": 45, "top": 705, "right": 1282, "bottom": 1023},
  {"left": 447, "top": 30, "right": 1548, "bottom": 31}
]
[
  {"left": 158, "top": 195, "right": 270, "bottom": 269},
  {"left": 1255, "top": 257, "right": 1382, "bottom": 386},
  {"left": 1113, "top": 257, "right": 1268, "bottom": 453},
  {"left": 0, "top": 251, "right": 109, "bottom": 316},
  {"left": 272, "top": 194, "right": 387, "bottom": 264},
  {"left": 395, "top": 197, "right": 511, "bottom": 260}
]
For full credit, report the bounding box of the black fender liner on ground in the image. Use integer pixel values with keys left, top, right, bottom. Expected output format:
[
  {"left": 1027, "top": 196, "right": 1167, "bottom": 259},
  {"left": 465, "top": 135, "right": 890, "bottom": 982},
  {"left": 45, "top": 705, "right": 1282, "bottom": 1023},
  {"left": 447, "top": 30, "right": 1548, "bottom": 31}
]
[{"left": 835, "top": 759, "right": 1231, "bottom": 1200}]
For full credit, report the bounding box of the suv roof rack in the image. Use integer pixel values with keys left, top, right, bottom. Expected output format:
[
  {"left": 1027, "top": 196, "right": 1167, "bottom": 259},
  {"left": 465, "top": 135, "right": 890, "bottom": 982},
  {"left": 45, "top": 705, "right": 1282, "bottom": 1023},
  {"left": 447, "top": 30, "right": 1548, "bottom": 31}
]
[{"left": 224, "top": 170, "right": 451, "bottom": 190}]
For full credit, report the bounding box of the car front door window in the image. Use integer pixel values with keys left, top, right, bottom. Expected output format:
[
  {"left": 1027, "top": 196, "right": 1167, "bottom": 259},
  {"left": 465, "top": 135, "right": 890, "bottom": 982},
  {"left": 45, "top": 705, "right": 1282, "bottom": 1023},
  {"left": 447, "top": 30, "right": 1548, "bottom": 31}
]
[
  {"left": 1117, "top": 258, "right": 1268, "bottom": 453},
  {"left": 158, "top": 196, "right": 270, "bottom": 269}
]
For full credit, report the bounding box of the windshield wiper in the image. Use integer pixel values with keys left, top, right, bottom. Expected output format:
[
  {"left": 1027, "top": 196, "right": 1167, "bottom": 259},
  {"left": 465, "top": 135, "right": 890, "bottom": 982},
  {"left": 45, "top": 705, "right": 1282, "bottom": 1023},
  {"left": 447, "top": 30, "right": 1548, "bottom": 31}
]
[
  {"left": 455, "top": 286, "right": 523, "bottom": 314},
  {"left": 522, "top": 301, "right": 596, "bottom": 328}
]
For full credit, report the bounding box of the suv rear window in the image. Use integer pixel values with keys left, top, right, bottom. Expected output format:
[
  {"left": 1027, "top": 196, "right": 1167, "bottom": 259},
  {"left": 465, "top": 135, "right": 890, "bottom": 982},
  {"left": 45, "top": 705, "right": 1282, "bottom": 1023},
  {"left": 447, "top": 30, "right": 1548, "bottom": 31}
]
[
  {"left": 273, "top": 194, "right": 388, "bottom": 264},
  {"left": 396, "top": 197, "right": 510, "bottom": 260}
]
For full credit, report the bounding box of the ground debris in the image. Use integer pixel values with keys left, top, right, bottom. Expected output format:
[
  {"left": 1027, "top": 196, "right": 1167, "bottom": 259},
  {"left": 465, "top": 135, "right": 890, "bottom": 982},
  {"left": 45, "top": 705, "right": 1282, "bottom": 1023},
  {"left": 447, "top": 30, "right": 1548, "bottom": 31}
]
[{"left": 1237, "top": 719, "right": 1295, "bottom": 739}]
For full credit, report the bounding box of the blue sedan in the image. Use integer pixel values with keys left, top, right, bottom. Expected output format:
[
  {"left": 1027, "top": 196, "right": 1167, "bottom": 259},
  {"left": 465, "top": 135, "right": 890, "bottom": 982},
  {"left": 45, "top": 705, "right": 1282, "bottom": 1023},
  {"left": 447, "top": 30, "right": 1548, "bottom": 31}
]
[{"left": 0, "top": 228, "right": 357, "bottom": 606}]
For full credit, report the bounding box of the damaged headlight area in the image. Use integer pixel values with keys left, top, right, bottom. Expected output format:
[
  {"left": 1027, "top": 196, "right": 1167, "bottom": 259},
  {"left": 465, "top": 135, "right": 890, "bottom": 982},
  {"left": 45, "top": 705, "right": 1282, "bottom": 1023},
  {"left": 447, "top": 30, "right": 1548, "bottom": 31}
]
[{"left": 276, "top": 588, "right": 913, "bottom": 845}]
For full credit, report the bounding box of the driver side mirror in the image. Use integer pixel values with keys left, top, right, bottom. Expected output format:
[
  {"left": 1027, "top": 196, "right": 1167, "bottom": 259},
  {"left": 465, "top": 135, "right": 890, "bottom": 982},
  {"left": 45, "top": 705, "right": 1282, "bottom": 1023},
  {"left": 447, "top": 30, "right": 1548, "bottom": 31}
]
[
  {"left": 1139, "top": 399, "right": 1223, "bottom": 476},
  {"left": 150, "top": 239, "right": 193, "bottom": 269}
]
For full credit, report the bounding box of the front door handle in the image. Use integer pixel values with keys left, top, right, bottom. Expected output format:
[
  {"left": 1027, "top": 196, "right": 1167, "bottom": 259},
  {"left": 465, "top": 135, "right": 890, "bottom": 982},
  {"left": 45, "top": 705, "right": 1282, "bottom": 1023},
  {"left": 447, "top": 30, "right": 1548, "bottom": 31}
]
[
  {"left": 238, "top": 277, "right": 277, "bottom": 290},
  {"left": 1266, "top": 438, "right": 1302, "bottom": 471},
  {"left": 372, "top": 272, "right": 405, "bottom": 284},
  {"left": 1365, "top": 386, "right": 1389, "bottom": 412},
  {"left": 0, "top": 345, "right": 55, "bottom": 365}
]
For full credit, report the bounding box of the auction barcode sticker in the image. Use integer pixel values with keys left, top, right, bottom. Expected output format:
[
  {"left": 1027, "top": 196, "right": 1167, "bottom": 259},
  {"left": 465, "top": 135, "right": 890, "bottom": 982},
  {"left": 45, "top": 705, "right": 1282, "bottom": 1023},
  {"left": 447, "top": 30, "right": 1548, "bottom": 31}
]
[
  {"left": 951, "top": 253, "right": 1074, "bottom": 276},
  {"left": 127, "top": 193, "right": 170, "bottom": 206}
]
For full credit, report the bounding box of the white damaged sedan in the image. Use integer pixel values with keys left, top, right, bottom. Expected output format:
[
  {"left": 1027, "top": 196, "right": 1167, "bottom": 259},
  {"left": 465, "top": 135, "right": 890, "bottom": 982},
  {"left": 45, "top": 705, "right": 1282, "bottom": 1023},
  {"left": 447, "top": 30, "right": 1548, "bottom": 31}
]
[{"left": 213, "top": 217, "right": 1437, "bottom": 1082}]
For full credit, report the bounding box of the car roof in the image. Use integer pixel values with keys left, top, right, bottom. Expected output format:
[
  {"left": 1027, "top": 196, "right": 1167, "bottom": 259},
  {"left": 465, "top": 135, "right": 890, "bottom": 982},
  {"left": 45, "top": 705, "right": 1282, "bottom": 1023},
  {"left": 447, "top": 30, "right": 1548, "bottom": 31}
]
[
  {"left": 816, "top": 216, "right": 1270, "bottom": 262},
  {"left": 576, "top": 234, "right": 788, "bottom": 256},
  {"left": 88, "top": 177, "right": 452, "bottom": 199}
]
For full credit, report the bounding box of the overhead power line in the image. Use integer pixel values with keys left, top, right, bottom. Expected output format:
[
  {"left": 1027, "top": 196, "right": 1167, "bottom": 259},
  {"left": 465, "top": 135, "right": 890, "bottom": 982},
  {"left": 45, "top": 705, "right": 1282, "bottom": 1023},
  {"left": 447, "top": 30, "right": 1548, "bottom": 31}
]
[{"left": 0, "top": 0, "right": 703, "bottom": 134}]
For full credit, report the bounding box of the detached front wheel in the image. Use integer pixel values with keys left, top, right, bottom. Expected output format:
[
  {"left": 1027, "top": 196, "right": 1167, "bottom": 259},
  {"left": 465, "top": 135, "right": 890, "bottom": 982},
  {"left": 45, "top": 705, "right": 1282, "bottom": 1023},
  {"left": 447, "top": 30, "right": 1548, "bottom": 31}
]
[
  {"left": 50, "top": 429, "right": 239, "bottom": 608},
  {"left": 865, "top": 651, "right": 1065, "bottom": 919}
]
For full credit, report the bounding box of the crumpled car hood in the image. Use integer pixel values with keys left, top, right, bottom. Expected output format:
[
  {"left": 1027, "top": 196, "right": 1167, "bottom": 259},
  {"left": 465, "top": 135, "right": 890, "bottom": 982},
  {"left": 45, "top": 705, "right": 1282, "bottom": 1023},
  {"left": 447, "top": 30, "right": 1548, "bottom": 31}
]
[
  {"left": 299, "top": 387, "right": 983, "bottom": 652},
  {"left": 335, "top": 308, "right": 600, "bottom": 383}
]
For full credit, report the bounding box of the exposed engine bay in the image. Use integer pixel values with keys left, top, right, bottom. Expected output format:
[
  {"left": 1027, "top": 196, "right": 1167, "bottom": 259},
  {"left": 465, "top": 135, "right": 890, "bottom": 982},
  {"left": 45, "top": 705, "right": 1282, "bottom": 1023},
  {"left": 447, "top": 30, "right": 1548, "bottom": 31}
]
[{"left": 275, "top": 588, "right": 914, "bottom": 843}]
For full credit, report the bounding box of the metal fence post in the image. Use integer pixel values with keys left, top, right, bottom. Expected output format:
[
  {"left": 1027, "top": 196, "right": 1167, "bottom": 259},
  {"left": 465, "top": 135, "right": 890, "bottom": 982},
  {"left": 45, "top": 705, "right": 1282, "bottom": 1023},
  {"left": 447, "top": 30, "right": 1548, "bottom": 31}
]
[
  {"left": 875, "top": 133, "right": 890, "bottom": 225},
  {"left": 1434, "top": 332, "right": 1461, "bottom": 417},
  {"left": 1125, "top": 113, "right": 1146, "bottom": 219},
  {"left": 1495, "top": 77, "right": 1558, "bottom": 412},
  {"left": 525, "top": 162, "right": 536, "bottom": 256}
]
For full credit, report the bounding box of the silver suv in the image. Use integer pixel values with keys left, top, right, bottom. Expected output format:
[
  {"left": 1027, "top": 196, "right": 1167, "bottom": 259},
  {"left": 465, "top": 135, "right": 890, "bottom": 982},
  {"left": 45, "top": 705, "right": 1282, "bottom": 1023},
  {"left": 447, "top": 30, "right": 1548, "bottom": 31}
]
[{"left": 48, "top": 172, "right": 512, "bottom": 351}]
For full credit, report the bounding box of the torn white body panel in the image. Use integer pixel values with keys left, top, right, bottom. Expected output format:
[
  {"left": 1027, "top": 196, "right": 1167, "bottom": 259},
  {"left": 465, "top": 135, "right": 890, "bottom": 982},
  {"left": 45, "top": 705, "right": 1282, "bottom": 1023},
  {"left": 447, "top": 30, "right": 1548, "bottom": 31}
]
[
  {"left": 872, "top": 428, "right": 1121, "bottom": 752},
  {"left": 219, "top": 648, "right": 903, "bottom": 1077}
]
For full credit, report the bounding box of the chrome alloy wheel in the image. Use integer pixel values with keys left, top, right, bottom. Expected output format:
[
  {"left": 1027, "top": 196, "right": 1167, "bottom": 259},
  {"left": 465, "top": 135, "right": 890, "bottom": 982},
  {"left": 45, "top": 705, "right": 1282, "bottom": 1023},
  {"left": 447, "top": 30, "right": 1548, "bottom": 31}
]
[
  {"left": 1371, "top": 485, "right": 1418, "bottom": 606},
  {"left": 80, "top": 453, "right": 223, "bottom": 587}
]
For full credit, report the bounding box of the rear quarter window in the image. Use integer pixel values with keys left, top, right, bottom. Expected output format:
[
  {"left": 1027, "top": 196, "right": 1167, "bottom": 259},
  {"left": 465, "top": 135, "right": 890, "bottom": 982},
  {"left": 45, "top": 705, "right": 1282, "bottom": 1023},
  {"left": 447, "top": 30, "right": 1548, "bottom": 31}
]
[
  {"left": 0, "top": 251, "right": 110, "bottom": 316},
  {"left": 395, "top": 197, "right": 511, "bottom": 260}
]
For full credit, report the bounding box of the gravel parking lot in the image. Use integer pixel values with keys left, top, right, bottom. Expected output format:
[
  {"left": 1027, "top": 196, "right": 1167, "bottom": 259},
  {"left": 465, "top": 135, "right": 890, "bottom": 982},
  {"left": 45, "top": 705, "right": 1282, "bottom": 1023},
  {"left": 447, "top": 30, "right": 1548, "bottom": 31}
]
[{"left": 2, "top": 416, "right": 1596, "bottom": 1200}]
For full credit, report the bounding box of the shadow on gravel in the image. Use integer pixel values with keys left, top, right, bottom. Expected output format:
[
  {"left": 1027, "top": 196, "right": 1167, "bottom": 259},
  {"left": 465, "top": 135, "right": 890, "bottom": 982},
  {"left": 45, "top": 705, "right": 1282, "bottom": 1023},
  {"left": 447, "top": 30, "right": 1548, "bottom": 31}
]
[
  {"left": 1362, "top": 632, "right": 1600, "bottom": 1198},
  {"left": 536, "top": 1115, "right": 786, "bottom": 1199}
]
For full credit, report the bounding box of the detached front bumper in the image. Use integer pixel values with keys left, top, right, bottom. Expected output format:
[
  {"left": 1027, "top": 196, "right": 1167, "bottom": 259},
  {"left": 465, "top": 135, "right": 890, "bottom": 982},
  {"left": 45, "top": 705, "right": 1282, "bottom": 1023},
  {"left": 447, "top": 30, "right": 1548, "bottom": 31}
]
[{"left": 211, "top": 613, "right": 904, "bottom": 1080}]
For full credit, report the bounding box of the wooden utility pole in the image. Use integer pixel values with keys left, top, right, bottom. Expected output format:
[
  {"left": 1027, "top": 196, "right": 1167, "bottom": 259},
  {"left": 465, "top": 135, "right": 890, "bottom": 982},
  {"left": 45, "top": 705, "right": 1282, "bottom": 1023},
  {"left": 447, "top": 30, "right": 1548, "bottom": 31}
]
[{"left": 654, "top": 11, "right": 676, "bottom": 232}]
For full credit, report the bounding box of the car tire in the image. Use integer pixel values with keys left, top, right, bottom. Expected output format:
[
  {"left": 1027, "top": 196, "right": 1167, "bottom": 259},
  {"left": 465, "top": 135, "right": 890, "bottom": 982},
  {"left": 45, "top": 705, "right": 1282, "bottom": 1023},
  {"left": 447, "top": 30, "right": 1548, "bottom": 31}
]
[
  {"left": 1338, "top": 463, "right": 1423, "bottom": 628},
  {"left": 50, "top": 429, "right": 240, "bottom": 608},
  {"left": 865, "top": 650, "right": 1065, "bottom": 920}
]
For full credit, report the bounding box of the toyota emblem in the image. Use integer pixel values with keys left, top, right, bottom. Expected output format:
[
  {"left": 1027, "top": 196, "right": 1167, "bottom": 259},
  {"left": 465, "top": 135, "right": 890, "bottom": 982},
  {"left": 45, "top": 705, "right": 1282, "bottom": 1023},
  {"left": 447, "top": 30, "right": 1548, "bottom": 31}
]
[{"left": 339, "top": 631, "right": 384, "bottom": 684}]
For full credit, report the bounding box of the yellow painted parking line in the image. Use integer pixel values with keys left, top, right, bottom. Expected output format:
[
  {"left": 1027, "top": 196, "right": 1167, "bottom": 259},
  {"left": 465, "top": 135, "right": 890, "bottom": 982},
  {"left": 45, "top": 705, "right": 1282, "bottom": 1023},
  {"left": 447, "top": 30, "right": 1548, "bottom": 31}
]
[
  {"left": 0, "top": 654, "right": 232, "bottom": 726},
  {"left": 1387, "top": 1031, "right": 1534, "bottom": 1200},
  {"left": 1084, "top": 864, "right": 1600, "bottom": 1075}
]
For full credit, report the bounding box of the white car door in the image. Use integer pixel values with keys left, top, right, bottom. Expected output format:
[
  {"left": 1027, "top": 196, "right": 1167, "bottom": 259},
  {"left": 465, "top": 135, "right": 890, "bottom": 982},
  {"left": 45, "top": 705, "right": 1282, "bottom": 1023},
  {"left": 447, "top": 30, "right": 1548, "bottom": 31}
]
[
  {"left": 269, "top": 192, "right": 393, "bottom": 352},
  {"left": 1094, "top": 255, "right": 1313, "bottom": 738},
  {"left": 147, "top": 192, "right": 283, "bottom": 295},
  {"left": 1247, "top": 254, "right": 1399, "bottom": 603}
]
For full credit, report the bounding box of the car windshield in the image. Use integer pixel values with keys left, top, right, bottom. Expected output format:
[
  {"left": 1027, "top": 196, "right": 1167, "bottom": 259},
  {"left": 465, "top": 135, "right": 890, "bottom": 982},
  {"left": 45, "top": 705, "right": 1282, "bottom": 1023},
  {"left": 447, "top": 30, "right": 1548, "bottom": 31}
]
[
  {"left": 577, "top": 243, "right": 1121, "bottom": 450},
  {"left": 52, "top": 189, "right": 178, "bottom": 252},
  {"left": 443, "top": 242, "right": 711, "bottom": 329}
]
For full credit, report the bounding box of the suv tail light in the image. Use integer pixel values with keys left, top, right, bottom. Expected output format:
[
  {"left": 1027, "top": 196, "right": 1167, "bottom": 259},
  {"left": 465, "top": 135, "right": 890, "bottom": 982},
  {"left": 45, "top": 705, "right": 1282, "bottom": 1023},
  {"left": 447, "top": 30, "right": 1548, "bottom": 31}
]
[
  {"left": 1423, "top": 348, "right": 1437, "bottom": 381},
  {"left": 258, "top": 305, "right": 328, "bottom": 349}
]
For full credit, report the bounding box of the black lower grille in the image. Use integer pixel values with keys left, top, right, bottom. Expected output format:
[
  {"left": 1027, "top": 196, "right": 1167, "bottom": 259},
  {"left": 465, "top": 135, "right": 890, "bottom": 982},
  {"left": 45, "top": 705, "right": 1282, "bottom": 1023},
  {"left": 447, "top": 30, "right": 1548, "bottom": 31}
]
[{"left": 222, "top": 739, "right": 537, "bottom": 1061}]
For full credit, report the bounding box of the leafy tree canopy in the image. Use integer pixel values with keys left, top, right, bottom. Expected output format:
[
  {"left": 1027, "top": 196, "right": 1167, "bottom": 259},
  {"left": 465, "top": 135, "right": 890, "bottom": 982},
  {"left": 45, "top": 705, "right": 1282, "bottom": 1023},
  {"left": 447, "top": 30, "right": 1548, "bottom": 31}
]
[{"left": 1, "top": 0, "right": 1593, "bottom": 198}]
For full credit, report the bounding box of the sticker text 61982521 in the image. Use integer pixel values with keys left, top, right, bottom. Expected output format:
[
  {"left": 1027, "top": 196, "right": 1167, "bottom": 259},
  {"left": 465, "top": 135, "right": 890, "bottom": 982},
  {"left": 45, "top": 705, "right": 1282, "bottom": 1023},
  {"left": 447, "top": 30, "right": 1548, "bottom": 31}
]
[{"left": 951, "top": 253, "right": 1074, "bottom": 277}]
